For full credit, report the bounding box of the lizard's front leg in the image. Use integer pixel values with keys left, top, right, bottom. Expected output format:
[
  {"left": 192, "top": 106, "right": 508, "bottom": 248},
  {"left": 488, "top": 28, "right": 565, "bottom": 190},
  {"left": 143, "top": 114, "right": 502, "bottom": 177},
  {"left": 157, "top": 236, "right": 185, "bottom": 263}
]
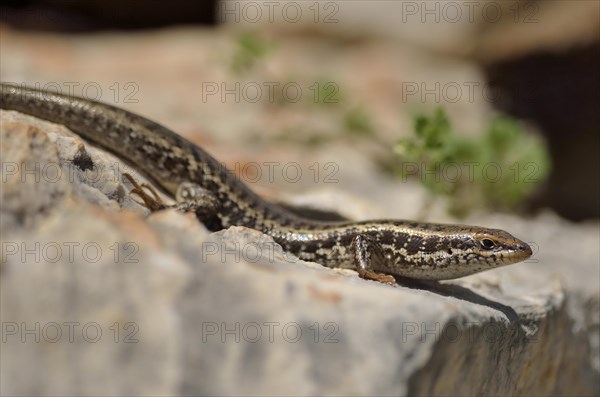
[
  {"left": 123, "top": 173, "right": 220, "bottom": 223},
  {"left": 352, "top": 234, "right": 396, "bottom": 284}
]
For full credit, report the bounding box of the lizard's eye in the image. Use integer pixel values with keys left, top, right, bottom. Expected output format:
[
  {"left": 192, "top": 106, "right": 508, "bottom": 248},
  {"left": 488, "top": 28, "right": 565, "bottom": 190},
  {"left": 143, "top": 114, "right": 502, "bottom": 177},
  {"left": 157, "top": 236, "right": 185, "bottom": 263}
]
[{"left": 480, "top": 238, "right": 496, "bottom": 250}]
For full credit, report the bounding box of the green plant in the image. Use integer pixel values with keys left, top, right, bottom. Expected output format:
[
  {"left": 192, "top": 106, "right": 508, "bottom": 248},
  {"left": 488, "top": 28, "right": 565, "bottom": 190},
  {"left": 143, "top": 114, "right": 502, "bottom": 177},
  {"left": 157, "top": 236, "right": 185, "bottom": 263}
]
[
  {"left": 230, "top": 32, "right": 272, "bottom": 75},
  {"left": 343, "top": 106, "right": 374, "bottom": 137},
  {"left": 393, "top": 108, "right": 550, "bottom": 217}
]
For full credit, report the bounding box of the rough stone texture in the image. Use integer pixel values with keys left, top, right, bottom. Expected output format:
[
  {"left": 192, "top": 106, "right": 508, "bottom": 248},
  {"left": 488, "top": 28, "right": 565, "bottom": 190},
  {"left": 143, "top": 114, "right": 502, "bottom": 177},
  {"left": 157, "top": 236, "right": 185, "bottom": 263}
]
[
  {"left": 1, "top": 21, "right": 599, "bottom": 396},
  {"left": 1, "top": 110, "right": 598, "bottom": 396}
]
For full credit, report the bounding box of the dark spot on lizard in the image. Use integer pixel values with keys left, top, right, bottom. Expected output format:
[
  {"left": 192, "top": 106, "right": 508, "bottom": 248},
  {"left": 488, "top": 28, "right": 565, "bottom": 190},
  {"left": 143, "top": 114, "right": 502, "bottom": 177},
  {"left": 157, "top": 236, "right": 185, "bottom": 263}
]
[
  {"left": 376, "top": 230, "right": 397, "bottom": 246},
  {"left": 406, "top": 236, "right": 424, "bottom": 255},
  {"left": 200, "top": 213, "right": 224, "bottom": 231},
  {"left": 423, "top": 238, "right": 440, "bottom": 253}
]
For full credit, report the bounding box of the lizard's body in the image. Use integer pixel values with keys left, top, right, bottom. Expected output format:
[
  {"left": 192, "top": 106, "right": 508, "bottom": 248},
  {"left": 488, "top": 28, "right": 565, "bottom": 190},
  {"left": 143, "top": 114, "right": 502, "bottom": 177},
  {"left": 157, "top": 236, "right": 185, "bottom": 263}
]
[{"left": 0, "top": 83, "right": 532, "bottom": 281}]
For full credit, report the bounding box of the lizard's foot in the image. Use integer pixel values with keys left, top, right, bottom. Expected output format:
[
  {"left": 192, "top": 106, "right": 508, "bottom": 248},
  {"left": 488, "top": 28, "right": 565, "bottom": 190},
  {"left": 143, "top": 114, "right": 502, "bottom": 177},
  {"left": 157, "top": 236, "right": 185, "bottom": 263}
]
[
  {"left": 352, "top": 234, "right": 397, "bottom": 285},
  {"left": 123, "top": 174, "right": 220, "bottom": 219},
  {"left": 123, "top": 173, "right": 167, "bottom": 211},
  {"left": 356, "top": 268, "right": 396, "bottom": 285}
]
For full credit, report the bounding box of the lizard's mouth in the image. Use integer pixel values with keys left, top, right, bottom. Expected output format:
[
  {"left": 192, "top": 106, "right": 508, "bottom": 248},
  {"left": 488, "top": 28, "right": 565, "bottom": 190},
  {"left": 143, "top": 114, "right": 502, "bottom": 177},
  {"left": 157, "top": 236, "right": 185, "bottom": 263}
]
[{"left": 504, "top": 241, "right": 533, "bottom": 264}]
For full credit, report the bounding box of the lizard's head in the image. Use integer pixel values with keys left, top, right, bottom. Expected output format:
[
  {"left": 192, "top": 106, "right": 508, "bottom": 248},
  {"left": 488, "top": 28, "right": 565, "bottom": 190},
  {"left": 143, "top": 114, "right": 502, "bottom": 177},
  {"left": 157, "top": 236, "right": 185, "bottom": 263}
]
[
  {"left": 468, "top": 228, "right": 532, "bottom": 264},
  {"left": 393, "top": 223, "right": 533, "bottom": 280},
  {"left": 438, "top": 227, "right": 532, "bottom": 278}
]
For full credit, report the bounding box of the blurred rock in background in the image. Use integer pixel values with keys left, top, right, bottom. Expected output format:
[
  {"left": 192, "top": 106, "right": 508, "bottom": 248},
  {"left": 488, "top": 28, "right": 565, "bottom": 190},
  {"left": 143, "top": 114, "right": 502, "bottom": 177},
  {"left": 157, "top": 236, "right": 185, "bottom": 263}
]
[
  {"left": 2, "top": 0, "right": 597, "bottom": 219},
  {"left": 218, "top": 0, "right": 600, "bottom": 220}
]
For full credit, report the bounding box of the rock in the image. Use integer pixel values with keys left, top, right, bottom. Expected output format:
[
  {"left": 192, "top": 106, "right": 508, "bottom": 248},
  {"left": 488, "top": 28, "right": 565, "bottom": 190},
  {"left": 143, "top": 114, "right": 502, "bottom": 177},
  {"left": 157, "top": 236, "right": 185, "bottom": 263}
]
[
  {"left": 1, "top": 118, "right": 69, "bottom": 230},
  {"left": 1, "top": 113, "right": 190, "bottom": 395},
  {"left": 1, "top": 111, "right": 598, "bottom": 396}
]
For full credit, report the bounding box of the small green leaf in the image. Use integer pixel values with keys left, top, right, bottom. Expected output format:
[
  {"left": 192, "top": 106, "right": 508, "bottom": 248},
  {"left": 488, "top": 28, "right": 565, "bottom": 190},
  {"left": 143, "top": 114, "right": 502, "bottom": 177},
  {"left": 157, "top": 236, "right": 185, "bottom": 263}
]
[{"left": 343, "top": 106, "right": 374, "bottom": 137}]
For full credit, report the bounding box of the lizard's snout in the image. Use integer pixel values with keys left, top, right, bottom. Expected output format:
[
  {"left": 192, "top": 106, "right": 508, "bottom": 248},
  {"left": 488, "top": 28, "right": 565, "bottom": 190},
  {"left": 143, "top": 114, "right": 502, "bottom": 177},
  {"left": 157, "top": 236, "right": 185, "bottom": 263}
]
[{"left": 512, "top": 241, "right": 533, "bottom": 262}]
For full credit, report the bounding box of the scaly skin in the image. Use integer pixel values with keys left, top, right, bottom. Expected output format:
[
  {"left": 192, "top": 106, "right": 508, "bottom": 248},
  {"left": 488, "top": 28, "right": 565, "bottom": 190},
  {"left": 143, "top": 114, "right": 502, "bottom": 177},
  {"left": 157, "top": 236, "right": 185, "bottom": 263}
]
[{"left": 0, "top": 83, "right": 532, "bottom": 280}]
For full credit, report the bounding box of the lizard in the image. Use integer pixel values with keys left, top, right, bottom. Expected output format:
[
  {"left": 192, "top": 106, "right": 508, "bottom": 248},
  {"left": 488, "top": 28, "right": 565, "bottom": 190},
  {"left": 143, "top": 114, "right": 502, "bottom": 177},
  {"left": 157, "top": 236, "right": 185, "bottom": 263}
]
[{"left": 0, "top": 82, "right": 533, "bottom": 283}]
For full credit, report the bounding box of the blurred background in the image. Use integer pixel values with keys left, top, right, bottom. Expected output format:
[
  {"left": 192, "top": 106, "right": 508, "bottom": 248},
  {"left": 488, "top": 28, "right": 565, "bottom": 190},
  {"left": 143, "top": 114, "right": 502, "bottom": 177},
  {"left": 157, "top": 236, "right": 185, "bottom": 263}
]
[{"left": 1, "top": 0, "right": 598, "bottom": 221}]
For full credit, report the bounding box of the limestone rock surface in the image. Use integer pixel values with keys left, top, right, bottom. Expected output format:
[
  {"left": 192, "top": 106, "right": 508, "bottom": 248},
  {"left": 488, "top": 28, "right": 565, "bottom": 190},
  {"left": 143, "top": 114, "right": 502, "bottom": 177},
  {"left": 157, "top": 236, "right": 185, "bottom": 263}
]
[{"left": 1, "top": 111, "right": 598, "bottom": 396}]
